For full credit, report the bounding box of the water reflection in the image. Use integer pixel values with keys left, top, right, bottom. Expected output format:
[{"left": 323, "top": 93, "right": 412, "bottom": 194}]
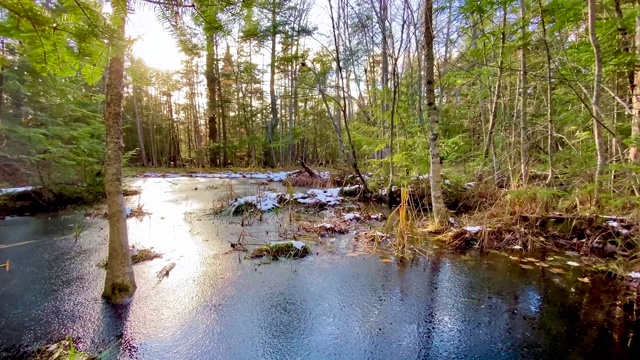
[{"left": 0, "top": 178, "right": 638, "bottom": 359}]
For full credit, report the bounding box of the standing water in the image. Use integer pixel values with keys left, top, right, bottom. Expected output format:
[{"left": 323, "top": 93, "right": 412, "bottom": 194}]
[{"left": 1, "top": 177, "right": 638, "bottom": 359}]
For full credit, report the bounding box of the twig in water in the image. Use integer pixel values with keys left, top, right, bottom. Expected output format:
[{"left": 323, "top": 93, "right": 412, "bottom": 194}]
[{"left": 157, "top": 262, "right": 176, "bottom": 280}]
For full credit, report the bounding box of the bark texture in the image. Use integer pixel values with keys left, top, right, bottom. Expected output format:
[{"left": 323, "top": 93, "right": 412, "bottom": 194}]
[
  {"left": 424, "top": 0, "right": 448, "bottom": 225},
  {"left": 630, "top": 12, "right": 640, "bottom": 163},
  {"left": 587, "top": 0, "right": 607, "bottom": 189},
  {"left": 102, "top": 0, "right": 136, "bottom": 304}
]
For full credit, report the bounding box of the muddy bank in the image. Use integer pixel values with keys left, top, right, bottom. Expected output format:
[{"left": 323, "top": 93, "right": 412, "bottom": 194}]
[
  {"left": 0, "top": 170, "right": 298, "bottom": 219},
  {"left": 0, "top": 186, "right": 104, "bottom": 218}
]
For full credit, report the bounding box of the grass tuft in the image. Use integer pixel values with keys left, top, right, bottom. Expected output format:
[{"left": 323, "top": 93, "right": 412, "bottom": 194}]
[{"left": 250, "top": 242, "right": 310, "bottom": 260}]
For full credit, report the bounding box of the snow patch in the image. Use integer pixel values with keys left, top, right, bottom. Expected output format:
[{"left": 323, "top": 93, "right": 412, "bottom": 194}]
[
  {"left": 317, "top": 171, "right": 331, "bottom": 179},
  {"left": 231, "top": 191, "right": 281, "bottom": 212},
  {"left": 271, "top": 240, "right": 307, "bottom": 250},
  {"left": 343, "top": 212, "right": 362, "bottom": 221},
  {"left": 464, "top": 226, "right": 482, "bottom": 233},
  {"left": 628, "top": 272, "right": 640, "bottom": 279},
  {"left": 606, "top": 220, "right": 631, "bottom": 235},
  {"left": 370, "top": 213, "right": 385, "bottom": 221},
  {"left": 143, "top": 171, "right": 294, "bottom": 182},
  {"left": 229, "top": 186, "right": 360, "bottom": 212},
  {"left": 0, "top": 186, "right": 34, "bottom": 195}
]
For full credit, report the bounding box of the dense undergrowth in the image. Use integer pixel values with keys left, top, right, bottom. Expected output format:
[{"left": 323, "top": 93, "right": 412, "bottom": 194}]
[{"left": 361, "top": 167, "right": 640, "bottom": 277}]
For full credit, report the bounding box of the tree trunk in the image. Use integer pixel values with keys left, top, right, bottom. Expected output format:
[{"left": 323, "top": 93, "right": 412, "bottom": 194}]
[
  {"left": 424, "top": 0, "right": 448, "bottom": 226},
  {"left": 537, "top": 0, "right": 555, "bottom": 184},
  {"left": 265, "top": 1, "right": 279, "bottom": 168},
  {"left": 588, "top": 0, "right": 607, "bottom": 192},
  {"left": 166, "top": 92, "right": 179, "bottom": 167},
  {"left": 0, "top": 38, "right": 5, "bottom": 119},
  {"left": 215, "top": 42, "right": 228, "bottom": 166},
  {"left": 482, "top": 5, "right": 507, "bottom": 171},
  {"left": 206, "top": 35, "right": 218, "bottom": 166},
  {"left": 519, "top": 0, "right": 528, "bottom": 185},
  {"left": 328, "top": 0, "right": 369, "bottom": 192},
  {"left": 102, "top": 0, "right": 136, "bottom": 303},
  {"left": 132, "top": 86, "right": 147, "bottom": 166},
  {"left": 630, "top": 12, "right": 640, "bottom": 163}
]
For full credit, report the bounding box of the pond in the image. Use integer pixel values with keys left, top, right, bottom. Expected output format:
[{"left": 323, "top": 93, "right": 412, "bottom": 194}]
[{"left": 0, "top": 177, "right": 638, "bottom": 359}]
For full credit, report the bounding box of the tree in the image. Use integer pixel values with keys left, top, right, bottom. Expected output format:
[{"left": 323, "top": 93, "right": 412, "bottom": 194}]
[
  {"left": 206, "top": 34, "right": 219, "bottom": 166},
  {"left": 519, "top": 0, "right": 528, "bottom": 184},
  {"left": 102, "top": 0, "right": 136, "bottom": 303},
  {"left": 587, "top": 0, "right": 607, "bottom": 194},
  {"left": 264, "top": 0, "right": 279, "bottom": 168},
  {"left": 631, "top": 11, "right": 640, "bottom": 163},
  {"left": 424, "top": 0, "right": 447, "bottom": 225}
]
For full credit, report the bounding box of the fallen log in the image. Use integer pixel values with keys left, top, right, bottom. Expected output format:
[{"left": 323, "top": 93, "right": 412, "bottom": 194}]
[{"left": 299, "top": 159, "right": 317, "bottom": 178}]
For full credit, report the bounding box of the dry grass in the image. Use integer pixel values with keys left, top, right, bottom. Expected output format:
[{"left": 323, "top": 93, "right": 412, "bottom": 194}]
[
  {"left": 131, "top": 248, "right": 163, "bottom": 263},
  {"left": 84, "top": 203, "right": 150, "bottom": 219},
  {"left": 97, "top": 248, "right": 162, "bottom": 268},
  {"left": 128, "top": 203, "right": 150, "bottom": 218},
  {"left": 439, "top": 212, "right": 638, "bottom": 258},
  {"left": 285, "top": 174, "right": 331, "bottom": 188},
  {"left": 123, "top": 188, "right": 141, "bottom": 197},
  {"left": 297, "top": 220, "right": 349, "bottom": 237}
]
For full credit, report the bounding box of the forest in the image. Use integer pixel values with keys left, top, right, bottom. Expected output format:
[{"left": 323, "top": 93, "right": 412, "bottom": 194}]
[
  {"left": 1, "top": 0, "right": 639, "bottom": 215},
  {"left": 1, "top": 1, "right": 640, "bottom": 356}
]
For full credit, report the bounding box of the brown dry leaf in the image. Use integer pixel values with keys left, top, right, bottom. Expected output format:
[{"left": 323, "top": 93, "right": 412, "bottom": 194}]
[
  {"left": 346, "top": 253, "right": 359, "bottom": 257},
  {"left": 535, "top": 262, "right": 549, "bottom": 267},
  {"left": 525, "top": 257, "right": 538, "bottom": 262},
  {"left": 509, "top": 256, "right": 520, "bottom": 261},
  {"left": 578, "top": 277, "right": 590, "bottom": 283},
  {"left": 520, "top": 264, "right": 535, "bottom": 269},
  {"left": 379, "top": 258, "right": 393, "bottom": 263},
  {"left": 550, "top": 268, "right": 566, "bottom": 274}
]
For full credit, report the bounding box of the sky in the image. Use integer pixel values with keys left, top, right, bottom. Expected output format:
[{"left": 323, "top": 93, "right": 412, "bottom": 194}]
[
  {"left": 127, "top": 2, "right": 332, "bottom": 72},
  {"left": 127, "top": 7, "right": 185, "bottom": 71}
]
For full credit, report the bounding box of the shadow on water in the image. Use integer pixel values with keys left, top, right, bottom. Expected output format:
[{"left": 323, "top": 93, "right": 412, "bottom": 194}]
[{"left": 1, "top": 177, "right": 639, "bottom": 359}]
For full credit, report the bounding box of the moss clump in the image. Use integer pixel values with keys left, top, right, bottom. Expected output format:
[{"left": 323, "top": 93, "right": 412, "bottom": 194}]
[
  {"left": 250, "top": 241, "right": 310, "bottom": 260},
  {"left": 231, "top": 202, "right": 258, "bottom": 215},
  {"left": 36, "top": 337, "right": 92, "bottom": 360},
  {"left": 111, "top": 282, "right": 131, "bottom": 294},
  {"left": 102, "top": 281, "right": 135, "bottom": 303}
]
